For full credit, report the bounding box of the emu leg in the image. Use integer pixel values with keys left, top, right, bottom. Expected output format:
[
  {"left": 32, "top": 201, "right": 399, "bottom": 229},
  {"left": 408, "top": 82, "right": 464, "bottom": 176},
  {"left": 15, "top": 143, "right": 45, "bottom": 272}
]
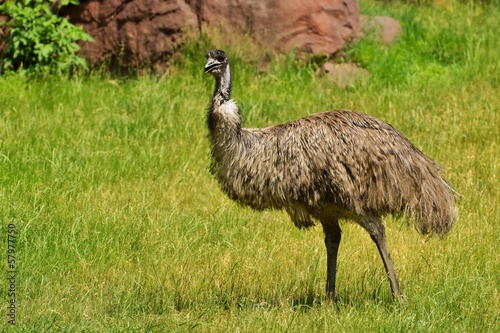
[
  {"left": 363, "top": 216, "right": 406, "bottom": 304},
  {"left": 322, "top": 221, "right": 342, "bottom": 301}
]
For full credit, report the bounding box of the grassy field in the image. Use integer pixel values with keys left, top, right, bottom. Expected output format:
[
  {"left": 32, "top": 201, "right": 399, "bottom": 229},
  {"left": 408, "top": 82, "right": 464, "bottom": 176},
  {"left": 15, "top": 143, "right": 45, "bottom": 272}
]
[{"left": 1, "top": 0, "right": 499, "bottom": 331}]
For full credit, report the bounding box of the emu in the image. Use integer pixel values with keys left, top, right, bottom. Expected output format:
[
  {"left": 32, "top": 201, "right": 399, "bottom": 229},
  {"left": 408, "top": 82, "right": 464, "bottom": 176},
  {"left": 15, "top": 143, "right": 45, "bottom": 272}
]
[{"left": 204, "top": 49, "right": 456, "bottom": 303}]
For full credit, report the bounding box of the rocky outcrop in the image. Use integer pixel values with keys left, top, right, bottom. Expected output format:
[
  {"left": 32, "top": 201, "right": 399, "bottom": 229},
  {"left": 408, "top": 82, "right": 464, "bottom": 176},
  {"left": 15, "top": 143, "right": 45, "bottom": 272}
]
[
  {"left": 358, "top": 15, "right": 402, "bottom": 46},
  {"left": 194, "top": 0, "right": 360, "bottom": 56},
  {"left": 61, "top": 0, "right": 360, "bottom": 68},
  {"left": 61, "top": 0, "right": 198, "bottom": 68},
  {"left": 323, "top": 62, "right": 371, "bottom": 87},
  {"left": 0, "top": 14, "right": 9, "bottom": 55}
]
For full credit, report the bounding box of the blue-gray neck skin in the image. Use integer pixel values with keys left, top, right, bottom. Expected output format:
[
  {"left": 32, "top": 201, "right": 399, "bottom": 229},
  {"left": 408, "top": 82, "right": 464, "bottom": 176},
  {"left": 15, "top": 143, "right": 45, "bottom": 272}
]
[
  {"left": 207, "top": 62, "right": 242, "bottom": 151},
  {"left": 213, "top": 64, "right": 231, "bottom": 104}
]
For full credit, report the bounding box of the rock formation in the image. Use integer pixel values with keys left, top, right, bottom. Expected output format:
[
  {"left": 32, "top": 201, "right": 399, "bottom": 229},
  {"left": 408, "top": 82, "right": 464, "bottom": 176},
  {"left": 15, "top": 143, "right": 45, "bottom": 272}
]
[
  {"left": 358, "top": 15, "right": 403, "bottom": 46},
  {"left": 61, "top": 0, "right": 198, "bottom": 68},
  {"left": 61, "top": 0, "right": 360, "bottom": 68}
]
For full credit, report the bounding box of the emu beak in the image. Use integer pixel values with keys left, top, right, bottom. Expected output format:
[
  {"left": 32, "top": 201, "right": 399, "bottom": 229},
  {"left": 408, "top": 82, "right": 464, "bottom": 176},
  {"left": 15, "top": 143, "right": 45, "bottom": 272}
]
[{"left": 204, "top": 58, "right": 221, "bottom": 73}]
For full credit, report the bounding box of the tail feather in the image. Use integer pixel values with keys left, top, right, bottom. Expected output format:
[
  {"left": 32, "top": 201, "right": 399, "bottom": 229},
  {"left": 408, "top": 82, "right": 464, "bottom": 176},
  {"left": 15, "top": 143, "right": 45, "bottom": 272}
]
[{"left": 407, "top": 167, "right": 457, "bottom": 236}]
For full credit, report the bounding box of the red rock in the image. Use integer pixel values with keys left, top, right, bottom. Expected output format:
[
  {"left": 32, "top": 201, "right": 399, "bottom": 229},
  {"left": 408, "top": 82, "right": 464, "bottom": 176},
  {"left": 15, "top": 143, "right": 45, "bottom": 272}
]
[
  {"left": 197, "top": 0, "right": 359, "bottom": 56},
  {"left": 323, "top": 62, "right": 370, "bottom": 87},
  {"left": 358, "top": 15, "right": 402, "bottom": 46},
  {"left": 62, "top": 0, "right": 198, "bottom": 68},
  {"left": 0, "top": 14, "right": 10, "bottom": 55},
  {"left": 60, "top": 0, "right": 360, "bottom": 69}
]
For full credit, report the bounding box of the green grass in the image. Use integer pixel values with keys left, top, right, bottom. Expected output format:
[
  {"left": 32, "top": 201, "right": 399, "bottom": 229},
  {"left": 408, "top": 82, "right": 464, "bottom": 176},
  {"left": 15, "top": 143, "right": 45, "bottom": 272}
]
[{"left": 1, "top": 1, "right": 499, "bottom": 331}]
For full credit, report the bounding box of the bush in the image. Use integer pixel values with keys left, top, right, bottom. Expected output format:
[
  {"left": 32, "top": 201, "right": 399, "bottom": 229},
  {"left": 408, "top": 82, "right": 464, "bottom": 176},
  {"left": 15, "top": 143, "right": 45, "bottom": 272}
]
[{"left": 0, "top": 0, "right": 93, "bottom": 75}]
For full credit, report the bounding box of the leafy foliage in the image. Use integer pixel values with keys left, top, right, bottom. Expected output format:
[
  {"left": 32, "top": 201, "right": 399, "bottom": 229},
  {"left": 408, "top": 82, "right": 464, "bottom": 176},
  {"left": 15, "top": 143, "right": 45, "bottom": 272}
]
[{"left": 0, "top": 0, "right": 93, "bottom": 75}]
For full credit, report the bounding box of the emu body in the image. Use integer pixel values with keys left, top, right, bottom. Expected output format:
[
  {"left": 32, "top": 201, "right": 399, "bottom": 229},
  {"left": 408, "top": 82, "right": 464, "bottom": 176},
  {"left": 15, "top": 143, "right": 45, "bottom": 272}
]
[{"left": 204, "top": 50, "right": 457, "bottom": 303}]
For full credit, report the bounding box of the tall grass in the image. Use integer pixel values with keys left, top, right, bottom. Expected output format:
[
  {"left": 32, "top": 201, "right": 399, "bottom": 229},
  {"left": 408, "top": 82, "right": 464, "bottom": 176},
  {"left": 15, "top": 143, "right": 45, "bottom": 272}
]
[{"left": 0, "top": 1, "right": 499, "bottom": 331}]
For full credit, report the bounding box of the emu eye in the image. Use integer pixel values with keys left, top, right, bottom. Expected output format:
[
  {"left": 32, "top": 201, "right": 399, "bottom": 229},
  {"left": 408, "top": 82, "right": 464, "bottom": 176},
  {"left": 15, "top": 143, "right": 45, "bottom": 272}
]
[{"left": 216, "top": 56, "right": 225, "bottom": 62}]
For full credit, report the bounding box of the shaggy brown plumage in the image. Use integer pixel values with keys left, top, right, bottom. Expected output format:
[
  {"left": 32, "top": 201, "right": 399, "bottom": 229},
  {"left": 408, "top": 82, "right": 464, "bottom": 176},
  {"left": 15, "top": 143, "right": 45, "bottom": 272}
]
[{"left": 204, "top": 49, "right": 457, "bottom": 303}]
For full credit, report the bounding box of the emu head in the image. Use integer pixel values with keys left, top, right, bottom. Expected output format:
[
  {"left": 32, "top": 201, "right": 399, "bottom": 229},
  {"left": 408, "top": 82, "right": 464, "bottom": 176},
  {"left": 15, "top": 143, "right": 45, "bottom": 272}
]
[{"left": 205, "top": 50, "right": 228, "bottom": 77}]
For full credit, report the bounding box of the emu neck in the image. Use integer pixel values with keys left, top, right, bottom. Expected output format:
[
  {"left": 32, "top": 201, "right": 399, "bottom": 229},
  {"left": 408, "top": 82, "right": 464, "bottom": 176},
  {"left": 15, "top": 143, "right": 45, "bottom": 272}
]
[
  {"left": 213, "top": 66, "right": 232, "bottom": 103},
  {"left": 207, "top": 65, "right": 242, "bottom": 153}
]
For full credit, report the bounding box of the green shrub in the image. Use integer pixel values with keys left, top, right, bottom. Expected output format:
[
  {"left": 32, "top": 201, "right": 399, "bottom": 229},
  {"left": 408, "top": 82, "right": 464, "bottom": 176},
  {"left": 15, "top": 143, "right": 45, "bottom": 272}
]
[{"left": 0, "top": 0, "right": 93, "bottom": 75}]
